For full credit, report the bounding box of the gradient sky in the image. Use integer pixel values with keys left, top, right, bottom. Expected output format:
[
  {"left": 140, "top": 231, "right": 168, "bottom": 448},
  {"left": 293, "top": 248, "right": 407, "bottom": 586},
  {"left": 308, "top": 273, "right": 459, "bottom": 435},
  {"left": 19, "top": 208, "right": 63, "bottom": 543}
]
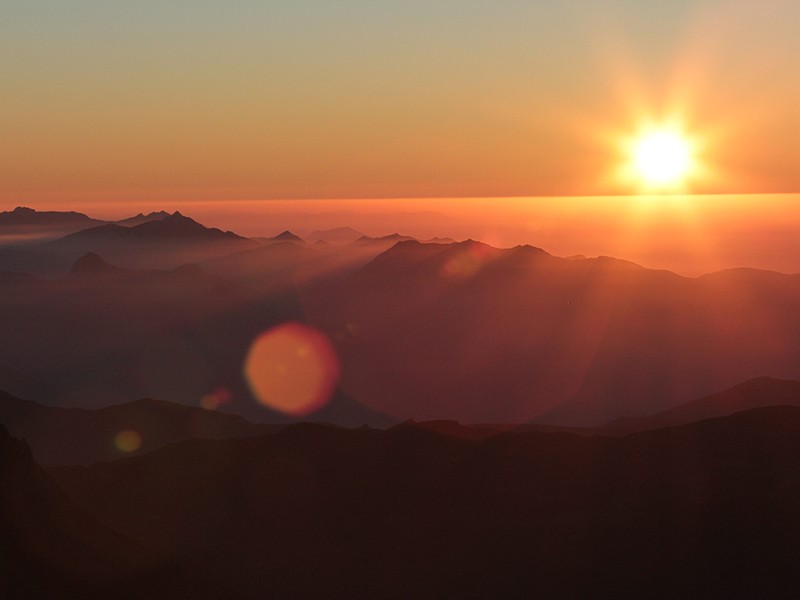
[{"left": 3, "top": 0, "right": 800, "bottom": 204}]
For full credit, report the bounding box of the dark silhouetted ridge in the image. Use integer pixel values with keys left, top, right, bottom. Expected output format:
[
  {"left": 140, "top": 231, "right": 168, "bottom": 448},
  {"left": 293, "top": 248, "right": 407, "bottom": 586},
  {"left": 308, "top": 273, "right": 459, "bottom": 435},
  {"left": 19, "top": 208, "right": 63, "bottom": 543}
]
[
  {"left": 62, "top": 211, "right": 246, "bottom": 242},
  {"left": 0, "top": 424, "right": 151, "bottom": 596},
  {"left": 128, "top": 211, "right": 245, "bottom": 240},
  {"left": 44, "top": 405, "right": 800, "bottom": 599},
  {"left": 0, "top": 206, "right": 102, "bottom": 227},
  {"left": 362, "top": 238, "right": 450, "bottom": 267},
  {"left": 609, "top": 376, "right": 800, "bottom": 432},
  {"left": 0, "top": 390, "right": 279, "bottom": 465},
  {"left": 114, "top": 210, "right": 170, "bottom": 227}
]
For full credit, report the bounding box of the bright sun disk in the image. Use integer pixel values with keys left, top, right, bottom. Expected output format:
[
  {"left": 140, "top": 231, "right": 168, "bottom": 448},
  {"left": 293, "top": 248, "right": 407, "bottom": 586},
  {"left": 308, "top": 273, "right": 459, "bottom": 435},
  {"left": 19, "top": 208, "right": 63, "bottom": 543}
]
[{"left": 631, "top": 129, "right": 694, "bottom": 188}]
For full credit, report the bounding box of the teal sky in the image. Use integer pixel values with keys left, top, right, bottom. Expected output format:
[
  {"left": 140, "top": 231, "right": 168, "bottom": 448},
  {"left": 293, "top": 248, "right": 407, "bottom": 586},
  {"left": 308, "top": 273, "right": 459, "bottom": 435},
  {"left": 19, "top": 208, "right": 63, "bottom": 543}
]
[{"left": 3, "top": 1, "right": 800, "bottom": 203}]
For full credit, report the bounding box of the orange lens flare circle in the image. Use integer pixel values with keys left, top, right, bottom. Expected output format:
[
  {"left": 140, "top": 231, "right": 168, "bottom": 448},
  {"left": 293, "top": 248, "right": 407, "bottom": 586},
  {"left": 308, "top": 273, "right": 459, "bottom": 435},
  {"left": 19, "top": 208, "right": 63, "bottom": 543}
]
[{"left": 244, "top": 322, "right": 340, "bottom": 416}]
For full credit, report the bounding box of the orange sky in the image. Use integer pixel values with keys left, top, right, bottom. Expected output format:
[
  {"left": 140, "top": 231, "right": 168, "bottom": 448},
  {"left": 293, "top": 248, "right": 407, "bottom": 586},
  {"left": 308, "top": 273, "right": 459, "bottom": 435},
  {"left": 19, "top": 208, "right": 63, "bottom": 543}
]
[{"left": 3, "top": 1, "right": 800, "bottom": 204}]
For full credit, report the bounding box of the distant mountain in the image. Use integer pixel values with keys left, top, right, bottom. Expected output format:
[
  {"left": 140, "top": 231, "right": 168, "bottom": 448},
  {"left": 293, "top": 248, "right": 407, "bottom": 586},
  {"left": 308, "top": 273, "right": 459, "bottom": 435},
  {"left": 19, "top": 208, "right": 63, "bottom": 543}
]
[
  {"left": 306, "top": 387, "right": 398, "bottom": 429},
  {"left": 265, "top": 230, "right": 304, "bottom": 243},
  {"left": 354, "top": 233, "right": 455, "bottom": 244},
  {"left": 0, "top": 206, "right": 107, "bottom": 247},
  {"left": 304, "top": 239, "right": 800, "bottom": 424},
  {"left": 200, "top": 234, "right": 435, "bottom": 294},
  {"left": 0, "top": 256, "right": 249, "bottom": 409},
  {"left": 48, "top": 406, "right": 800, "bottom": 598},
  {"left": 198, "top": 237, "right": 395, "bottom": 294},
  {"left": 607, "top": 377, "right": 800, "bottom": 432},
  {"left": 355, "top": 232, "right": 417, "bottom": 244},
  {"left": 37, "top": 211, "right": 256, "bottom": 272},
  {"left": 64, "top": 211, "right": 245, "bottom": 242},
  {"left": 114, "top": 210, "right": 170, "bottom": 227},
  {"left": 68, "top": 252, "right": 130, "bottom": 278},
  {"left": 306, "top": 226, "right": 365, "bottom": 245},
  {"left": 0, "top": 206, "right": 102, "bottom": 229},
  {"left": 0, "top": 390, "right": 279, "bottom": 465},
  {"left": 201, "top": 241, "right": 325, "bottom": 293},
  {"left": 0, "top": 211, "right": 256, "bottom": 275},
  {"left": 0, "top": 254, "right": 396, "bottom": 427}
]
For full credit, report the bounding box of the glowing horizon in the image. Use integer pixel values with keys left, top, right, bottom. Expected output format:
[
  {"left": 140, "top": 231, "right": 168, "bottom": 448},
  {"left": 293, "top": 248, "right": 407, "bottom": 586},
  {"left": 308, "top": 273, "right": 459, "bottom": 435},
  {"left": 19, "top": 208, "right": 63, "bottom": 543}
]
[{"left": 5, "top": 192, "right": 800, "bottom": 278}]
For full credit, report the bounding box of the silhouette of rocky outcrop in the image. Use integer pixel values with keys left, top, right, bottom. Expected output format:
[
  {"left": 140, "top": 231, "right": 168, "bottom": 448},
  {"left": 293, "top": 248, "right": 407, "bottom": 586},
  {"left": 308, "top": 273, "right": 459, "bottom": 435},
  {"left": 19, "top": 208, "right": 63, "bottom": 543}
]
[{"left": 47, "top": 407, "right": 800, "bottom": 598}]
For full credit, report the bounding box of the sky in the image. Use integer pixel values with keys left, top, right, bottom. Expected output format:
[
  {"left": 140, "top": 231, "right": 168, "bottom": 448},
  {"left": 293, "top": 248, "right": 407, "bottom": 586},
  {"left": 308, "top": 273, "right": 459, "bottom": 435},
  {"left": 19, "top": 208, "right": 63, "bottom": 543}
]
[{"left": 3, "top": 0, "right": 800, "bottom": 205}]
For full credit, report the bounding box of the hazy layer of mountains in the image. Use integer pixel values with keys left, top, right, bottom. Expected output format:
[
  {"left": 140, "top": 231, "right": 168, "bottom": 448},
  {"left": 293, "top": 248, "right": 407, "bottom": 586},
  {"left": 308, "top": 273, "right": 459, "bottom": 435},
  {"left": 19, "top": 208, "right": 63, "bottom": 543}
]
[
  {"left": 2, "top": 376, "right": 800, "bottom": 466},
  {"left": 4, "top": 206, "right": 800, "bottom": 597},
  {"left": 3, "top": 205, "right": 800, "bottom": 427}
]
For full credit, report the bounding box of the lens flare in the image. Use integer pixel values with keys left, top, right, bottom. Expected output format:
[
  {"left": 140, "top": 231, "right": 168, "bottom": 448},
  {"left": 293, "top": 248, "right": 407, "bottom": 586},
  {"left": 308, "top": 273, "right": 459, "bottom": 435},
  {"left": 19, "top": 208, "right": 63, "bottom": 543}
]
[
  {"left": 114, "top": 430, "right": 142, "bottom": 453},
  {"left": 244, "top": 322, "right": 340, "bottom": 416}
]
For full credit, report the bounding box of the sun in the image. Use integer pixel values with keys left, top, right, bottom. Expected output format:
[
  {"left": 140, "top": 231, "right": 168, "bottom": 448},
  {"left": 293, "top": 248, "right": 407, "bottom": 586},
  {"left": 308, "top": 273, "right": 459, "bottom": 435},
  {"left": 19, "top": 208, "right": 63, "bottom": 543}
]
[
  {"left": 633, "top": 131, "right": 691, "bottom": 185},
  {"left": 626, "top": 127, "right": 697, "bottom": 190}
]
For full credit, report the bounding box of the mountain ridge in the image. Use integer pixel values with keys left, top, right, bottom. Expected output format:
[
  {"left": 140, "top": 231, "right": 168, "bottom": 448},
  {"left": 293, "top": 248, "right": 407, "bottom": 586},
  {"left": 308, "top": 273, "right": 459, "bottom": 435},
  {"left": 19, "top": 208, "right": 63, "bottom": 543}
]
[
  {"left": 46, "top": 405, "right": 800, "bottom": 598},
  {"left": 0, "top": 389, "right": 280, "bottom": 465},
  {"left": 606, "top": 376, "right": 800, "bottom": 432}
]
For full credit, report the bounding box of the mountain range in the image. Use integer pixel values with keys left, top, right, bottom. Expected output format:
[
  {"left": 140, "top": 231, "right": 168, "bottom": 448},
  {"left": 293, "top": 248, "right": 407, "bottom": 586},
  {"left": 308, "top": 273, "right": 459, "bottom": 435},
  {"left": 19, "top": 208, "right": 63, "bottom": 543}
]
[
  {"left": 302, "top": 239, "right": 800, "bottom": 424},
  {"left": 4, "top": 204, "right": 800, "bottom": 597},
  {"left": 2, "top": 375, "right": 799, "bottom": 467},
  {"left": 0, "top": 206, "right": 169, "bottom": 241},
  {"left": 0, "top": 390, "right": 279, "bottom": 465},
  {"left": 3, "top": 206, "right": 800, "bottom": 428},
  {"left": 5, "top": 405, "right": 791, "bottom": 598}
]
